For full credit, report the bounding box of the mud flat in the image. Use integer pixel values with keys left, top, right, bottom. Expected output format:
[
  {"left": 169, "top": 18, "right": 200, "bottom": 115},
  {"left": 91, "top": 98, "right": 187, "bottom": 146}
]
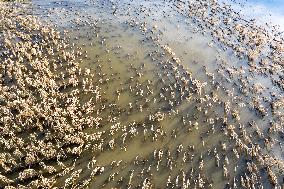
[{"left": 0, "top": 0, "right": 283, "bottom": 188}]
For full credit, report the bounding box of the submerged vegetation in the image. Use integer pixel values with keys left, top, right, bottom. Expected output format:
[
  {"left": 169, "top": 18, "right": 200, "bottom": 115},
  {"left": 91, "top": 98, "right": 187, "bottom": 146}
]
[{"left": 0, "top": 0, "right": 283, "bottom": 188}]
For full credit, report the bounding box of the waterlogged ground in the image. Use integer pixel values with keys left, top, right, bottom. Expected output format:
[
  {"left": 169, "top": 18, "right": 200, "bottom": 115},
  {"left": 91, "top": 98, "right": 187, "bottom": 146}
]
[{"left": 0, "top": 0, "right": 283, "bottom": 188}]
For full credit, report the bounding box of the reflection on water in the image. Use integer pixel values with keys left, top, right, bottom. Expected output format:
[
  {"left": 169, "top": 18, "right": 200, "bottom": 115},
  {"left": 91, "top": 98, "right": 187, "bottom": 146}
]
[
  {"left": 0, "top": 0, "right": 283, "bottom": 188},
  {"left": 223, "top": 0, "right": 284, "bottom": 31}
]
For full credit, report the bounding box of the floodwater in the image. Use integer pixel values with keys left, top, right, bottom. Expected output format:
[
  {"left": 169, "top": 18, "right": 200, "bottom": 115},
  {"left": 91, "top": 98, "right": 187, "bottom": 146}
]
[
  {"left": 222, "top": 0, "right": 284, "bottom": 31},
  {"left": 0, "top": 0, "right": 283, "bottom": 188}
]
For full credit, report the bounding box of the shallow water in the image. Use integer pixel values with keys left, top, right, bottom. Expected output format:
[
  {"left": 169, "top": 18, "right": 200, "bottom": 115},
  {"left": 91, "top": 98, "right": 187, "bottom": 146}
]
[{"left": 0, "top": 0, "right": 283, "bottom": 188}]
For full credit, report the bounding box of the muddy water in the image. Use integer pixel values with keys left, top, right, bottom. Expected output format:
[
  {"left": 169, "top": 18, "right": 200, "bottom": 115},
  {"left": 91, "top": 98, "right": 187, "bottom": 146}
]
[{"left": 4, "top": 0, "right": 282, "bottom": 188}]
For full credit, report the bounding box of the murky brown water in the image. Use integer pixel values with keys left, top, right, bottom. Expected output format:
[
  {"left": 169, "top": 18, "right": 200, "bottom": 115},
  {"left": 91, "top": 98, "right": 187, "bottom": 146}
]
[{"left": 0, "top": 0, "right": 283, "bottom": 188}]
